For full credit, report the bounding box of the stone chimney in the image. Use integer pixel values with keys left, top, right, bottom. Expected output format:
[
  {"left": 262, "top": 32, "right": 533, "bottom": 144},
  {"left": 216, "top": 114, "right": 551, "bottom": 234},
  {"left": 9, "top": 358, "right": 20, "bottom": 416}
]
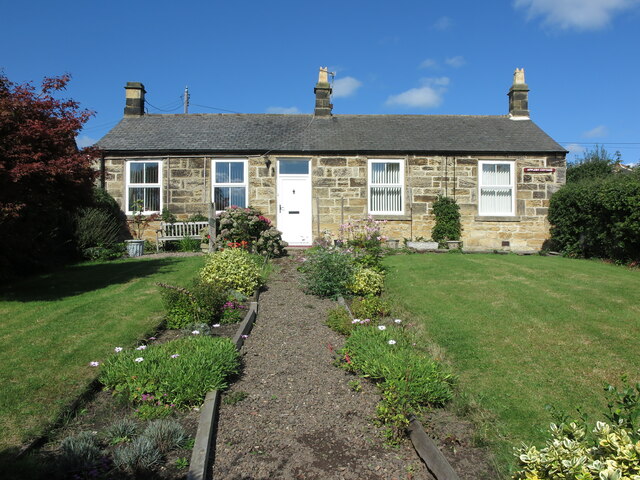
[
  {"left": 124, "top": 82, "right": 146, "bottom": 117},
  {"left": 508, "top": 68, "right": 529, "bottom": 119},
  {"left": 314, "top": 67, "right": 333, "bottom": 117}
]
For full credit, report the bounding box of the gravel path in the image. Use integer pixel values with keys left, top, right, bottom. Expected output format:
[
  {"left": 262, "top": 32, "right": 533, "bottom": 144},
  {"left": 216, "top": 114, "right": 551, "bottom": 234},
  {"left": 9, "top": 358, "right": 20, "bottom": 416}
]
[{"left": 211, "top": 255, "right": 430, "bottom": 480}]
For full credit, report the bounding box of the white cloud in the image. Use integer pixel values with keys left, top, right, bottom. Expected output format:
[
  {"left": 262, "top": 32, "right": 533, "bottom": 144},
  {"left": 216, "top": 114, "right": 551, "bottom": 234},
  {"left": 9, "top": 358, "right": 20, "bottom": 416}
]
[
  {"left": 514, "top": 0, "right": 640, "bottom": 30},
  {"left": 76, "top": 135, "right": 96, "bottom": 148},
  {"left": 582, "top": 125, "right": 608, "bottom": 138},
  {"left": 386, "top": 77, "right": 450, "bottom": 109},
  {"left": 432, "top": 16, "right": 453, "bottom": 30},
  {"left": 564, "top": 143, "right": 587, "bottom": 156},
  {"left": 445, "top": 56, "right": 466, "bottom": 68},
  {"left": 419, "top": 58, "right": 438, "bottom": 69},
  {"left": 266, "top": 106, "right": 300, "bottom": 114},
  {"left": 332, "top": 76, "right": 362, "bottom": 98}
]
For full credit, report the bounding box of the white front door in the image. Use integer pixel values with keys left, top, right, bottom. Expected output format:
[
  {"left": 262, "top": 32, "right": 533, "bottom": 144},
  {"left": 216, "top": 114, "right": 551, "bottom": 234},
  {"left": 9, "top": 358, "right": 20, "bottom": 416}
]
[{"left": 277, "top": 159, "right": 312, "bottom": 246}]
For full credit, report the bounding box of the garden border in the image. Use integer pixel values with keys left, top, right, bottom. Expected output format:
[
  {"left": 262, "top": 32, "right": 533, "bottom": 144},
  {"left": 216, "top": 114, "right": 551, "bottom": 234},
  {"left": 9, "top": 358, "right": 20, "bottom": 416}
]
[
  {"left": 335, "top": 296, "right": 461, "bottom": 480},
  {"left": 187, "top": 292, "right": 260, "bottom": 480}
]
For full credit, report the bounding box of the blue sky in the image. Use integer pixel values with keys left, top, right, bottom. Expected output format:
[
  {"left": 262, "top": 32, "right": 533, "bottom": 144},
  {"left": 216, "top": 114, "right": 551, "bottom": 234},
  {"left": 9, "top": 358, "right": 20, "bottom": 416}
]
[{"left": 2, "top": 0, "right": 639, "bottom": 164}]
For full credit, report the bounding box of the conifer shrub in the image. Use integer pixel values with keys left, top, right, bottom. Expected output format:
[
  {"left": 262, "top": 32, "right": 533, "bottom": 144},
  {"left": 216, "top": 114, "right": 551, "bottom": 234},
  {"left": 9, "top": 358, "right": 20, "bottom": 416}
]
[{"left": 431, "top": 195, "right": 461, "bottom": 245}]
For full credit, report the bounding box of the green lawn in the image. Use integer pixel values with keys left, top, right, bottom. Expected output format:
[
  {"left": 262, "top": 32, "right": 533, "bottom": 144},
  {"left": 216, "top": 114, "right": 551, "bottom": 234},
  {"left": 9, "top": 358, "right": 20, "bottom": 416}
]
[
  {"left": 383, "top": 253, "right": 640, "bottom": 471},
  {"left": 0, "top": 255, "right": 204, "bottom": 454}
]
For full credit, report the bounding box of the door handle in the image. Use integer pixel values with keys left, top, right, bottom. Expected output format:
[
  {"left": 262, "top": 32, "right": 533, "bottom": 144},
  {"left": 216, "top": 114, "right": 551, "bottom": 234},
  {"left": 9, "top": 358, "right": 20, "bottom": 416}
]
[{"left": 279, "top": 205, "right": 283, "bottom": 213}]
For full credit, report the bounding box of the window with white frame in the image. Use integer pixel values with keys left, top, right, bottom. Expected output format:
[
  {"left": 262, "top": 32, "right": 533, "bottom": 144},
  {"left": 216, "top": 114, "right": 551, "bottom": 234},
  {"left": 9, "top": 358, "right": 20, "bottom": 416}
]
[
  {"left": 126, "top": 160, "right": 162, "bottom": 213},
  {"left": 212, "top": 159, "right": 248, "bottom": 210},
  {"left": 368, "top": 159, "right": 404, "bottom": 214},
  {"left": 478, "top": 161, "right": 515, "bottom": 216}
]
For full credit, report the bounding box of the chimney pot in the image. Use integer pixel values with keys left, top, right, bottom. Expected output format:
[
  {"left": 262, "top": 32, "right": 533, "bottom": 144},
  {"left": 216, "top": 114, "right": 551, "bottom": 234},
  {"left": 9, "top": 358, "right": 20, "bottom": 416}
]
[
  {"left": 508, "top": 68, "right": 529, "bottom": 119},
  {"left": 124, "top": 82, "right": 146, "bottom": 117},
  {"left": 314, "top": 67, "right": 333, "bottom": 117}
]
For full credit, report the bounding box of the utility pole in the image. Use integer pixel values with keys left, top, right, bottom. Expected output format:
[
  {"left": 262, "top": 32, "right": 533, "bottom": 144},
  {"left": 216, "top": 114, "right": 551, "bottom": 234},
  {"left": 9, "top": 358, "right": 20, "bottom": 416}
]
[{"left": 184, "top": 86, "right": 190, "bottom": 114}]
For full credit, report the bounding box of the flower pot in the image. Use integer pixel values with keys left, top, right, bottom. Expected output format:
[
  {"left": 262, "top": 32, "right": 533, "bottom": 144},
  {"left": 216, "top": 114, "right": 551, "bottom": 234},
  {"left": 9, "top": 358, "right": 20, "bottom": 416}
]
[
  {"left": 446, "top": 240, "right": 462, "bottom": 250},
  {"left": 200, "top": 243, "right": 209, "bottom": 253},
  {"left": 406, "top": 241, "right": 438, "bottom": 251},
  {"left": 125, "top": 239, "right": 145, "bottom": 257}
]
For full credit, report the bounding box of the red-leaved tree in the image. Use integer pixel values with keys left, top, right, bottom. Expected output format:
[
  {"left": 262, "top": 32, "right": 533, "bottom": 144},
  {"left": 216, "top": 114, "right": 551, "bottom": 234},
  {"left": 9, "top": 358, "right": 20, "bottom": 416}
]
[{"left": 0, "top": 73, "right": 100, "bottom": 277}]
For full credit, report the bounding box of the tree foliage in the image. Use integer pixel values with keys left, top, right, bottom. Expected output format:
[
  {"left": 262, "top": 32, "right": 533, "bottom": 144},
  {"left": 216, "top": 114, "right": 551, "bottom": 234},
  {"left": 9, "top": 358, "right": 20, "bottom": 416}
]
[
  {"left": 0, "top": 73, "right": 99, "bottom": 278},
  {"left": 566, "top": 145, "right": 618, "bottom": 184},
  {"left": 549, "top": 147, "right": 640, "bottom": 262}
]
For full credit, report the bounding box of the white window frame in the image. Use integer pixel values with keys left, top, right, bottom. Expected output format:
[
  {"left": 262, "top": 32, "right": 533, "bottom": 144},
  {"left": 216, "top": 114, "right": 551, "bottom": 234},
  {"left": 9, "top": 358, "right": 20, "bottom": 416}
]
[
  {"left": 125, "top": 160, "right": 162, "bottom": 214},
  {"left": 211, "top": 158, "right": 248, "bottom": 212},
  {"left": 367, "top": 159, "right": 405, "bottom": 215},
  {"left": 478, "top": 160, "right": 515, "bottom": 216}
]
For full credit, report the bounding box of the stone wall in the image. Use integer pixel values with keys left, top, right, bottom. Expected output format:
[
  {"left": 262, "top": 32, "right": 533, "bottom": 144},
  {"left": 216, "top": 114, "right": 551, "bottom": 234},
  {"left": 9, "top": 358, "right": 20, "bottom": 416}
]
[{"left": 101, "top": 153, "right": 565, "bottom": 251}]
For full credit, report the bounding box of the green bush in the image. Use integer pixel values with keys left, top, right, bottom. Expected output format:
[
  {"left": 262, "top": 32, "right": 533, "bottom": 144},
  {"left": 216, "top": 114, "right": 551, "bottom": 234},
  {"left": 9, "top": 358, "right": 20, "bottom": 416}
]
[
  {"left": 100, "top": 335, "right": 240, "bottom": 413},
  {"left": 431, "top": 195, "right": 461, "bottom": 244},
  {"left": 548, "top": 174, "right": 640, "bottom": 262},
  {"left": 298, "top": 247, "right": 355, "bottom": 298},
  {"left": 215, "top": 206, "right": 287, "bottom": 257},
  {"left": 326, "top": 306, "right": 354, "bottom": 336},
  {"left": 158, "top": 278, "right": 228, "bottom": 328},
  {"left": 199, "top": 248, "right": 264, "bottom": 296},
  {"left": 83, "top": 242, "right": 126, "bottom": 261},
  {"left": 113, "top": 436, "right": 162, "bottom": 475},
  {"left": 566, "top": 145, "right": 617, "bottom": 184},
  {"left": 347, "top": 267, "right": 385, "bottom": 297},
  {"left": 57, "top": 431, "right": 103, "bottom": 474},
  {"left": 351, "top": 296, "right": 392, "bottom": 322}
]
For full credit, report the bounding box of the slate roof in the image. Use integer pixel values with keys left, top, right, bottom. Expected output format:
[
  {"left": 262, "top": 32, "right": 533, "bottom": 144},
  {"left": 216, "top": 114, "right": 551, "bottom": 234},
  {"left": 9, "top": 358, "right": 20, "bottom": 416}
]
[{"left": 96, "top": 113, "right": 566, "bottom": 155}]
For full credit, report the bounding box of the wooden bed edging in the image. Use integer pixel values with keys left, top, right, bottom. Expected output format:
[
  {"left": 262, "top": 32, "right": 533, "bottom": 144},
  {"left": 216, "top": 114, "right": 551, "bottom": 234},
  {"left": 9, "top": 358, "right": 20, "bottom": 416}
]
[
  {"left": 187, "top": 295, "right": 259, "bottom": 480},
  {"left": 408, "top": 416, "right": 461, "bottom": 480}
]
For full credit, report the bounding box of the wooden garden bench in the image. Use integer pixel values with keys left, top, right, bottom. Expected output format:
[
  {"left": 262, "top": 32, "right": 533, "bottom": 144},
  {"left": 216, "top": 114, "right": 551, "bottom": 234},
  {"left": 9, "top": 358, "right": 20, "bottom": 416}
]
[{"left": 155, "top": 221, "right": 209, "bottom": 252}]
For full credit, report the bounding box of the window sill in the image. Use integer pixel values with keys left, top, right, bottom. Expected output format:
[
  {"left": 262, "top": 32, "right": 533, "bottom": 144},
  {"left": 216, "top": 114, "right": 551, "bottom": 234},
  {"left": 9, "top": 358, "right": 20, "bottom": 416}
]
[
  {"left": 474, "top": 215, "right": 521, "bottom": 222},
  {"left": 368, "top": 214, "right": 410, "bottom": 221}
]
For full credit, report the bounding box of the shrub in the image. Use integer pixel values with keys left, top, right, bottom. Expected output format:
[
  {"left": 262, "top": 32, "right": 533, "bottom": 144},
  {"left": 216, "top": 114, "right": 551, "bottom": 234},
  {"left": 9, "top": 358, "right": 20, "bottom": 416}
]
[
  {"left": 105, "top": 418, "right": 138, "bottom": 444},
  {"left": 339, "top": 216, "right": 386, "bottom": 270},
  {"left": 83, "top": 242, "right": 126, "bottom": 261},
  {"left": 431, "top": 195, "right": 461, "bottom": 244},
  {"left": 513, "top": 421, "right": 640, "bottom": 480},
  {"left": 142, "top": 419, "right": 186, "bottom": 454},
  {"left": 199, "top": 247, "right": 265, "bottom": 296},
  {"left": 347, "top": 267, "right": 384, "bottom": 297},
  {"left": 298, "top": 247, "right": 355, "bottom": 298},
  {"left": 351, "top": 296, "right": 392, "bottom": 322},
  {"left": 100, "top": 336, "right": 240, "bottom": 413},
  {"left": 326, "top": 306, "right": 354, "bottom": 336},
  {"left": 58, "top": 431, "right": 103, "bottom": 473},
  {"left": 566, "top": 145, "right": 617, "bottom": 184},
  {"left": 548, "top": 174, "right": 640, "bottom": 262},
  {"left": 215, "top": 206, "right": 288, "bottom": 257},
  {"left": 158, "top": 278, "right": 228, "bottom": 328},
  {"left": 112, "top": 436, "right": 162, "bottom": 475}
]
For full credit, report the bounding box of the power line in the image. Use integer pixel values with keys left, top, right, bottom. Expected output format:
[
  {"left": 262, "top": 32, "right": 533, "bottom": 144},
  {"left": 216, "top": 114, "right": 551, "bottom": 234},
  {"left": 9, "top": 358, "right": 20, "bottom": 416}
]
[
  {"left": 190, "top": 102, "right": 241, "bottom": 114},
  {"left": 145, "top": 98, "right": 183, "bottom": 112},
  {"left": 560, "top": 141, "right": 640, "bottom": 145}
]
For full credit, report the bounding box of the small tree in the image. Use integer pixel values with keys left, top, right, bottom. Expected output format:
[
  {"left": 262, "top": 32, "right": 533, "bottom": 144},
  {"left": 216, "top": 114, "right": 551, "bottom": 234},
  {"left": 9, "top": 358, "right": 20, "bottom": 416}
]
[
  {"left": 0, "top": 73, "right": 99, "bottom": 277},
  {"left": 431, "top": 195, "right": 461, "bottom": 244}
]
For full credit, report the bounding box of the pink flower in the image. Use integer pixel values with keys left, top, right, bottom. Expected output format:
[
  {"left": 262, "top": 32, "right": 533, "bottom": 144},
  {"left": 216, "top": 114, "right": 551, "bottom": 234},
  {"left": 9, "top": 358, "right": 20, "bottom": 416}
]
[{"left": 241, "top": 334, "right": 249, "bottom": 339}]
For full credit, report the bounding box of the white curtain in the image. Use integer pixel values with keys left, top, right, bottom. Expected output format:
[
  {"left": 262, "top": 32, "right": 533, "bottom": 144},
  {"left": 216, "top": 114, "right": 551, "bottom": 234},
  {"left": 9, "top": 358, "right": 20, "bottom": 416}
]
[
  {"left": 370, "top": 163, "right": 401, "bottom": 212},
  {"left": 480, "top": 163, "right": 512, "bottom": 214}
]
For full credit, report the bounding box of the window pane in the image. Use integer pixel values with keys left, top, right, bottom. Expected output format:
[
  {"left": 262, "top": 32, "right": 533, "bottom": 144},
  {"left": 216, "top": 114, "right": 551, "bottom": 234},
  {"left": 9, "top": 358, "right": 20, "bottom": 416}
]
[
  {"left": 482, "top": 163, "right": 511, "bottom": 186},
  {"left": 130, "top": 163, "right": 144, "bottom": 184},
  {"left": 279, "top": 160, "right": 309, "bottom": 175},
  {"left": 216, "top": 162, "right": 230, "bottom": 183},
  {"left": 371, "top": 162, "right": 400, "bottom": 184},
  {"left": 214, "top": 187, "right": 230, "bottom": 210},
  {"left": 128, "top": 187, "right": 144, "bottom": 211},
  {"left": 229, "top": 162, "right": 244, "bottom": 183},
  {"left": 145, "top": 187, "right": 160, "bottom": 212},
  {"left": 145, "top": 163, "right": 159, "bottom": 184},
  {"left": 371, "top": 186, "right": 401, "bottom": 213},
  {"left": 480, "top": 188, "right": 512, "bottom": 214},
  {"left": 229, "top": 187, "right": 246, "bottom": 208}
]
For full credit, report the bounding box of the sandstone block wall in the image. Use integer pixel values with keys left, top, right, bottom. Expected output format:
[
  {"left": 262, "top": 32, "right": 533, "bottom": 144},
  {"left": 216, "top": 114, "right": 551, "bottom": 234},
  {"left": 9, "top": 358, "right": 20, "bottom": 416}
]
[{"left": 101, "top": 153, "right": 565, "bottom": 251}]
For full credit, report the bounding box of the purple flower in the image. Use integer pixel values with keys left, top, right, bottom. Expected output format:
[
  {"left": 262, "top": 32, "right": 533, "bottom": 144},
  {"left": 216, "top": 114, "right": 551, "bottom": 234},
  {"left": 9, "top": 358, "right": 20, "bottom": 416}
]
[
  {"left": 89, "top": 361, "right": 100, "bottom": 367},
  {"left": 171, "top": 354, "right": 180, "bottom": 358},
  {"left": 148, "top": 336, "right": 156, "bottom": 340},
  {"left": 241, "top": 334, "right": 249, "bottom": 339}
]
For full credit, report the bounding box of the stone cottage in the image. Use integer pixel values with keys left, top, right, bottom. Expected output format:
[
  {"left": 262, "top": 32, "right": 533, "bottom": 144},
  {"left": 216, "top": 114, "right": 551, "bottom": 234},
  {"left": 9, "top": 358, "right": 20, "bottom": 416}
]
[{"left": 96, "top": 68, "right": 566, "bottom": 252}]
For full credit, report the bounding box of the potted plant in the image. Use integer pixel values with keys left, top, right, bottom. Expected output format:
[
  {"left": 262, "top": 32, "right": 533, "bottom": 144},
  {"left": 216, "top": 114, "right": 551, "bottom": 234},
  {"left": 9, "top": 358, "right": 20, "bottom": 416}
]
[
  {"left": 126, "top": 200, "right": 158, "bottom": 257},
  {"left": 431, "top": 195, "right": 462, "bottom": 249}
]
